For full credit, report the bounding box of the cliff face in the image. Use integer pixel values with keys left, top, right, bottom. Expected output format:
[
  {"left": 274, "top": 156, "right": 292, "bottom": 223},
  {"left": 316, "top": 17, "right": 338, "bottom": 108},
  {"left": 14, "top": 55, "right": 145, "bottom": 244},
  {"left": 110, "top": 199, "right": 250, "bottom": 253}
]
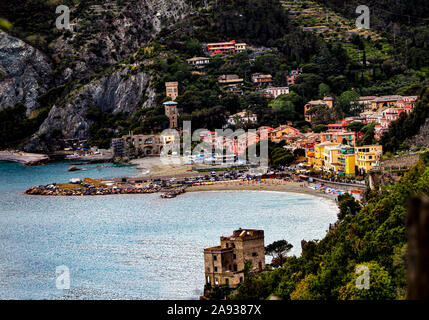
[
  {"left": 54, "top": 0, "right": 189, "bottom": 82},
  {"left": 1, "top": 0, "right": 190, "bottom": 152},
  {"left": 0, "top": 31, "right": 53, "bottom": 115},
  {"left": 24, "top": 68, "right": 155, "bottom": 152}
]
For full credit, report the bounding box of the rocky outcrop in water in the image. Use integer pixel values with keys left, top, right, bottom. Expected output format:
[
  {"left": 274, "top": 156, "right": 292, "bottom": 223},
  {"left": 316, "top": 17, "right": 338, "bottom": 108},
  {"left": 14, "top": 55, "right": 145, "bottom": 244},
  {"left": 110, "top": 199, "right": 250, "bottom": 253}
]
[{"left": 0, "top": 31, "right": 52, "bottom": 115}]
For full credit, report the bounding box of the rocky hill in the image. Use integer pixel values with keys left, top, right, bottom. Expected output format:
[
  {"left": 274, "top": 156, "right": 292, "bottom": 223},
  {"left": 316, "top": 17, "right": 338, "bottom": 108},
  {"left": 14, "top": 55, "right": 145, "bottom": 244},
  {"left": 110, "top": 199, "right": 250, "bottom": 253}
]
[
  {"left": 0, "top": 0, "right": 190, "bottom": 152},
  {"left": 1, "top": 0, "right": 427, "bottom": 152},
  {"left": 0, "top": 31, "right": 52, "bottom": 116}
]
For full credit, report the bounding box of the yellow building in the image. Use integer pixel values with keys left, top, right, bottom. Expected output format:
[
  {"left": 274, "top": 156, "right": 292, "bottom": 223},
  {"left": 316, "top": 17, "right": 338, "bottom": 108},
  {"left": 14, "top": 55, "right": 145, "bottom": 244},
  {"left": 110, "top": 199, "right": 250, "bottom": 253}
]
[
  {"left": 355, "top": 145, "right": 383, "bottom": 174},
  {"left": 304, "top": 96, "right": 333, "bottom": 122},
  {"left": 313, "top": 142, "right": 338, "bottom": 170},
  {"left": 337, "top": 146, "right": 356, "bottom": 176},
  {"left": 165, "top": 82, "right": 179, "bottom": 101}
]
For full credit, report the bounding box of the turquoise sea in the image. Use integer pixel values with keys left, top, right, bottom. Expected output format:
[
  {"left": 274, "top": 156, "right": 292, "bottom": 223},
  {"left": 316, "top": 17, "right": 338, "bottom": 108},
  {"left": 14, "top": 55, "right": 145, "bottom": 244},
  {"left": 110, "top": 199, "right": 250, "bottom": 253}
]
[{"left": 0, "top": 160, "right": 338, "bottom": 299}]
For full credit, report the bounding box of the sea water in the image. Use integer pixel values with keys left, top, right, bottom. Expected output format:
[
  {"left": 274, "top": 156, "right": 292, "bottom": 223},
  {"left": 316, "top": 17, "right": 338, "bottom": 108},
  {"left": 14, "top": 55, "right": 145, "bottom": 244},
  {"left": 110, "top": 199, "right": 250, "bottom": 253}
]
[{"left": 0, "top": 161, "right": 338, "bottom": 299}]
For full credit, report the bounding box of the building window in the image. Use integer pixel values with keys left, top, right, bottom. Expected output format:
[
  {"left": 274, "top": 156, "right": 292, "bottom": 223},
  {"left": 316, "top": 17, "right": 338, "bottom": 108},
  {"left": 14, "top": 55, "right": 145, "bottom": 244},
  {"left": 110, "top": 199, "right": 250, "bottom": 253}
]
[
  {"left": 233, "top": 264, "right": 237, "bottom": 271},
  {"left": 207, "top": 276, "right": 210, "bottom": 284},
  {"left": 252, "top": 252, "right": 258, "bottom": 257},
  {"left": 215, "top": 278, "right": 219, "bottom": 285},
  {"left": 240, "top": 277, "right": 243, "bottom": 283},
  {"left": 213, "top": 255, "right": 217, "bottom": 261},
  {"left": 233, "top": 254, "right": 236, "bottom": 260},
  {"left": 225, "top": 278, "right": 229, "bottom": 286},
  {"left": 214, "top": 267, "right": 218, "bottom": 272}
]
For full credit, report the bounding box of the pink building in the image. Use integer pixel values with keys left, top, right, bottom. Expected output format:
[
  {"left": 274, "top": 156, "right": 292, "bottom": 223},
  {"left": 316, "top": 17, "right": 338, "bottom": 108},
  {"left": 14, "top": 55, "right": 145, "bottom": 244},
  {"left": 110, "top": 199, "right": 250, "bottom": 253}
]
[{"left": 286, "top": 68, "right": 302, "bottom": 85}]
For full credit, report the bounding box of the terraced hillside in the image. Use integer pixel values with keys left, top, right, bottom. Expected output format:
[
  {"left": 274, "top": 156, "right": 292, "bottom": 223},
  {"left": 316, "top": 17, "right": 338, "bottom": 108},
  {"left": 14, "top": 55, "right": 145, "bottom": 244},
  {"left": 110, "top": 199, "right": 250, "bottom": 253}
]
[{"left": 281, "top": 0, "right": 392, "bottom": 62}]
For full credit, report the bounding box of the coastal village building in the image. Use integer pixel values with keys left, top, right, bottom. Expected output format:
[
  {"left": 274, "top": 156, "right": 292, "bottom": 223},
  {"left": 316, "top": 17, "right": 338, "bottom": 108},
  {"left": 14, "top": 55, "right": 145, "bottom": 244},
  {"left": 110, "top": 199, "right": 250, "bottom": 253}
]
[
  {"left": 355, "top": 145, "right": 383, "bottom": 174},
  {"left": 308, "top": 141, "right": 382, "bottom": 176},
  {"left": 207, "top": 40, "right": 247, "bottom": 55},
  {"left": 111, "top": 138, "right": 125, "bottom": 157},
  {"left": 320, "top": 130, "right": 357, "bottom": 146},
  {"left": 358, "top": 96, "right": 378, "bottom": 110},
  {"left": 322, "top": 144, "right": 342, "bottom": 173},
  {"left": 165, "top": 82, "right": 179, "bottom": 101},
  {"left": 286, "top": 69, "right": 302, "bottom": 85},
  {"left": 269, "top": 125, "right": 301, "bottom": 143},
  {"left": 124, "top": 134, "right": 161, "bottom": 156},
  {"left": 370, "top": 95, "right": 407, "bottom": 111},
  {"left": 204, "top": 229, "right": 265, "bottom": 290},
  {"left": 163, "top": 101, "right": 179, "bottom": 129},
  {"left": 257, "top": 126, "right": 274, "bottom": 140},
  {"left": 304, "top": 96, "right": 333, "bottom": 122},
  {"left": 306, "top": 149, "right": 315, "bottom": 167},
  {"left": 227, "top": 110, "right": 257, "bottom": 127},
  {"left": 251, "top": 73, "right": 273, "bottom": 87},
  {"left": 217, "top": 74, "right": 244, "bottom": 87},
  {"left": 123, "top": 133, "right": 177, "bottom": 156},
  {"left": 186, "top": 56, "right": 210, "bottom": 68},
  {"left": 234, "top": 42, "right": 247, "bottom": 52},
  {"left": 262, "top": 86, "right": 290, "bottom": 98},
  {"left": 313, "top": 142, "right": 338, "bottom": 170},
  {"left": 230, "top": 131, "right": 259, "bottom": 155},
  {"left": 337, "top": 146, "right": 356, "bottom": 176}
]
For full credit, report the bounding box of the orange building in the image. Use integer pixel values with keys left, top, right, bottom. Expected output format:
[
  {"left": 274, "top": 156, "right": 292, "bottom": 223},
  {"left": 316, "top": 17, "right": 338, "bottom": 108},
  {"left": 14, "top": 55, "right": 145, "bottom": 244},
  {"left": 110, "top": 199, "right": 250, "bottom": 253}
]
[
  {"left": 269, "top": 125, "right": 301, "bottom": 142},
  {"left": 320, "top": 130, "right": 356, "bottom": 146},
  {"left": 251, "top": 73, "right": 273, "bottom": 86},
  {"left": 207, "top": 40, "right": 246, "bottom": 56}
]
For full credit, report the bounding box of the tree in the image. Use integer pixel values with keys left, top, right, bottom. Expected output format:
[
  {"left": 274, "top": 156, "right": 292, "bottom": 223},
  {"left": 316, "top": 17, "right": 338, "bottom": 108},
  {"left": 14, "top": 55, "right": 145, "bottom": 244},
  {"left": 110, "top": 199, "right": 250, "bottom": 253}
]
[
  {"left": 265, "top": 240, "right": 293, "bottom": 267},
  {"left": 347, "top": 121, "right": 365, "bottom": 133},
  {"left": 338, "top": 262, "right": 396, "bottom": 300},
  {"left": 290, "top": 274, "right": 317, "bottom": 300},
  {"left": 358, "top": 122, "right": 377, "bottom": 146},
  {"left": 338, "top": 90, "right": 360, "bottom": 115},
  {"left": 318, "top": 83, "right": 331, "bottom": 98},
  {"left": 337, "top": 193, "right": 362, "bottom": 220},
  {"left": 185, "top": 38, "right": 203, "bottom": 56},
  {"left": 269, "top": 96, "right": 296, "bottom": 123},
  {"left": 313, "top": 124, "right": 328, "bottom": 133}
]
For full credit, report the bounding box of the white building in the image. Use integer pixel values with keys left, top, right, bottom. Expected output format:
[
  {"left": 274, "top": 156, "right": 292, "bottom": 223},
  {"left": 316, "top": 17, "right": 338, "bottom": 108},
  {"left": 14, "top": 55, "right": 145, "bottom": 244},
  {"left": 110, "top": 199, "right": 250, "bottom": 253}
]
[
  {"left": 227, "top": 110, "right": 258, "bottom": 127},
  {"left": 263, "top": 86, "right": 290, "bottom": 98},
  {"left": 186, "top": 56, "right": 210, "bottom": 68}
]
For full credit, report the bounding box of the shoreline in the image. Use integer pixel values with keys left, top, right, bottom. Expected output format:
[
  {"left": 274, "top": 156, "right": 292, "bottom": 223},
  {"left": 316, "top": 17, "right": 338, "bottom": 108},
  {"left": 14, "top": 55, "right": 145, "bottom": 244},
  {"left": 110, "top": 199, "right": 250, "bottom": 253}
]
[
  {"left": 186, "top": 181, "right": 339, "bottom": 202},
  {"left": 24, "top": 178, "right": 341, "bottom": 202},
  {"left": 0, "top": 150, "right": 49, "bottom": 166}
]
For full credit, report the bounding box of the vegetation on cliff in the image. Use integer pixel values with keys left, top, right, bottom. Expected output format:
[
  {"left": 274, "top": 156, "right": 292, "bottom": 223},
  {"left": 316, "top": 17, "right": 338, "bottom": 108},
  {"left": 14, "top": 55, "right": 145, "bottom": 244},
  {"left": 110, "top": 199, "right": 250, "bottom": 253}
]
[{"left": 231, "top": 152, "right": 429, "bottom": 300}]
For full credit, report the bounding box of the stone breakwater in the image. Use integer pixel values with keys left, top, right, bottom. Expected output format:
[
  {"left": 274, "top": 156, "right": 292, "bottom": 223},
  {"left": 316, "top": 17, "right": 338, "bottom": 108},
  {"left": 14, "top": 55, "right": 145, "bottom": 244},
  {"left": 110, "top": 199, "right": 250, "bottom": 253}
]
[{"left": 25, "top": 185, "right": 162, "bottom": 196}]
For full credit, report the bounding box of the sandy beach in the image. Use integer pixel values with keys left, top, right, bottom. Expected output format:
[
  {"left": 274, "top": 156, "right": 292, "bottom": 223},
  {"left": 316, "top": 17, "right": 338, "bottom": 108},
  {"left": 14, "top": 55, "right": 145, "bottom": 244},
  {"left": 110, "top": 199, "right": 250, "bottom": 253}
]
[
  {"left": 130, "top": 157, "right": 220, "bottom": 177},
  {"left": 0, "top": 151, "right": 49, "bottom": 165},
  {"left": 187, "top": 180, "right": 339, "bottom": 201}
]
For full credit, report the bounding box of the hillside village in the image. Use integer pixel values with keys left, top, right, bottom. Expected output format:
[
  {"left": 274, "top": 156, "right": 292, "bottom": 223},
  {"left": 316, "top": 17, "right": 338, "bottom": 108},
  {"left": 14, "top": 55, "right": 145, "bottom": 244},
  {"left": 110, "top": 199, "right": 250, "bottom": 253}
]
[
  {"left": 108, "top": 38, "right": 422, "bottom": 182},
  {"left": 0, "top": 0, "right": 428, "bottom": 302}
]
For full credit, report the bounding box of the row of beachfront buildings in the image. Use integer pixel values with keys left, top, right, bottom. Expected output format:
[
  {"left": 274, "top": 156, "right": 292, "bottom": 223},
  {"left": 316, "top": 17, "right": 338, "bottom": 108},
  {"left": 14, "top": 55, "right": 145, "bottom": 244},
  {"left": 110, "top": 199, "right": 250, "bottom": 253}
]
[{"left": 304, "top": 95, "right": 418, "bottom": 139}]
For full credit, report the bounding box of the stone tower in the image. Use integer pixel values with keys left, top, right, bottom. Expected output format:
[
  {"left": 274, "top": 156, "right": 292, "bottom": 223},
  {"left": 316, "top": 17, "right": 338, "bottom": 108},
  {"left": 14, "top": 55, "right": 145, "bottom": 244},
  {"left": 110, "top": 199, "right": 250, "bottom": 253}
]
[{"left": 163, "top": 101, "right": 179, "bottom": 129}]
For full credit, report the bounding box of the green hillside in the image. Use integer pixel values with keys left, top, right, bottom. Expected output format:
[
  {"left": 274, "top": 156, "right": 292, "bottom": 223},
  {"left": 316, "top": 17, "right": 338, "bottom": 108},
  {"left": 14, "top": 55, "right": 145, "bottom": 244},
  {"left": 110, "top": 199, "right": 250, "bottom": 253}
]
[{"left": 232, "top": 150, "right": 429, "bottom": 300}]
